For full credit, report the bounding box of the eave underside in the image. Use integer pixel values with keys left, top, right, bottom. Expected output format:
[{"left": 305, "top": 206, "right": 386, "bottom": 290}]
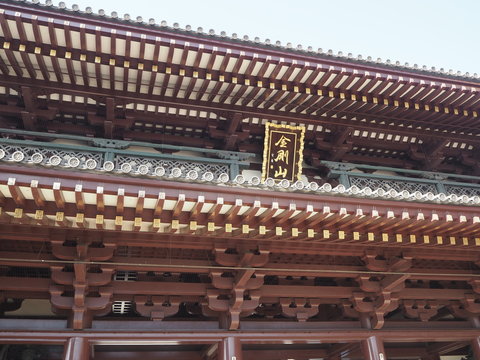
[{"left": 0, "top": 165, "right": 480, "bottom": 339}]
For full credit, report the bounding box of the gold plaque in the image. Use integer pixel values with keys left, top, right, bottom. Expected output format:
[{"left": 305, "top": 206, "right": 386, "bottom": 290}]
[{"left": 262, "top": 122, "right": 305, "bottom": 182}]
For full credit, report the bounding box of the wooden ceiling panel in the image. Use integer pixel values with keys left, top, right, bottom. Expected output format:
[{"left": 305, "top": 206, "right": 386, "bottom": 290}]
[
  {"left": 218, "top": 83, "right": 237, "bottom": 104},
  {"left": 211, "top": 53, "right": 226, "bottom": 71},
  {"left": 129, "top": 37, "right": 142, "bottom": 59},
  {"left": 4, "top": 19, "right": 18, "bottom": 39},
  {"left": 260, "top": 62, "right": 277, "bottom": 78},
  {"left": 242, "top": 87, "right": 264, "bottom": 107},
  {"left": 286, "top": 66, "right": 302, "bottom": 82},
  {"left": 182, "top": 48, "right": 197, "bottom": 67},
  {"left": 196, "top": 51, "right": 211, "bottom": 69},
  {"left": 248, "top": 58, "right": 264, "bottom": 77}
]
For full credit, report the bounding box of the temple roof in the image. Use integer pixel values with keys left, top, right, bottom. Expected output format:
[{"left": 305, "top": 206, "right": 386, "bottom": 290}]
[
  {"left": 6, "top": 0, "right": 480, "bottom": 83},
  {"left": 1, "top": 0, "right": 480, "bottom": 175}
]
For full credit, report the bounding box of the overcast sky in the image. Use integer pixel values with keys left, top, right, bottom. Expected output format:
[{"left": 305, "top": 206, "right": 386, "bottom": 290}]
[{"left": 64, "top": 0, "right": 479, "bottom": 75}]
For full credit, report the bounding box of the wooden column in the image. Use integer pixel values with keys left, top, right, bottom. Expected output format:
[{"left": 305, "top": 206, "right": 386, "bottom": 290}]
[
  {"left": 472, "top": 337, "right": 480, "bottom": 360},
  {"left": 360, "top": 313, "right": 372, "bottom": 329},
  {"left": 218, "top": 337, "right": 243, "bottom": 360},
  {"left": 64, "top": 337, "right": 89, "bottom": 360},
  {"left": 361, "top": 336, "right": 386, "bottom": 360}
]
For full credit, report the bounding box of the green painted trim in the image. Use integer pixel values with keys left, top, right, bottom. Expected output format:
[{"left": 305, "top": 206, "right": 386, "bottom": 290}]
[
  {"left": 322, "top": 160, "right": 480, "bottom": 194},
  {"left": 338, "top": 173, "right": 351, "bottom": 187},
  {"left": 0, "top": 130, "right": 255, "bottom": 181},
  {"left": 0, "top": 137, "right": 250, "bottom": 167},
  {"left": 441, "top": 180, "right": 480, "bottom": 189},
  {"left": 320, "top": 160, "right": 480, "bottom": 182},
  {"left": 0, "top": 128, "right": 254, "bottom": 161},
  {"left": 327, "top": 167, "right": 480, "bottom": 190},
  {"left": 337, "top": 172, "right": 440, "bottom": 185}
]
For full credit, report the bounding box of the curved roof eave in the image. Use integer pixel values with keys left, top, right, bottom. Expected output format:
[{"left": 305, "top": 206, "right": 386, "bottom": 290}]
[{"left": 3, "top": 0, "right": 479, "bottom": 87}]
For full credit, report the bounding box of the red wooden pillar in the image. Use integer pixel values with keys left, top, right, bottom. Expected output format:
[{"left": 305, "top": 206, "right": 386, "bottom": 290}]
[
  {"left": 63, "top": 337, "right": 89, "bottom": 360},
  {"left": 361, "top": 336, "right": 386, "bottom": 360},
  {"left": 472, "top": 337, "right": 480, "bottom": 360},
  {"left": 218, "top": 337, "right": 243, "bottom": 360}
]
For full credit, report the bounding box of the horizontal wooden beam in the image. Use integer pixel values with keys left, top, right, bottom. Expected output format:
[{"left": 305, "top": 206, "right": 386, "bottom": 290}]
[
  {"left": 0, "top": 329, "right": 479, "bottom": 343},
  {"left": 0, "top": 276, "right": 476, "bottom": 303}
]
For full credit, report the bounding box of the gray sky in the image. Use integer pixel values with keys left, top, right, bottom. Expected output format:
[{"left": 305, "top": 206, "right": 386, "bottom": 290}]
[{"left": 65, "top": 0, "right": 479, "bottom": 75}]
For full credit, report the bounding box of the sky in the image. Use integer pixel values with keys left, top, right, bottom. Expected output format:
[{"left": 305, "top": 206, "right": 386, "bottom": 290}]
[{"left": 57, "top": 0, "right": 479, "bottom": 75}]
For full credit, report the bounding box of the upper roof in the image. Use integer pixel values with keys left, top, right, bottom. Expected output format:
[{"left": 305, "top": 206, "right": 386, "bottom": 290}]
[
  {"left": 1, "top": 0, "right": 480, "bottom": 175},
  {"left": 7, "top": 0, "right": 480, "bottom": 83}
]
